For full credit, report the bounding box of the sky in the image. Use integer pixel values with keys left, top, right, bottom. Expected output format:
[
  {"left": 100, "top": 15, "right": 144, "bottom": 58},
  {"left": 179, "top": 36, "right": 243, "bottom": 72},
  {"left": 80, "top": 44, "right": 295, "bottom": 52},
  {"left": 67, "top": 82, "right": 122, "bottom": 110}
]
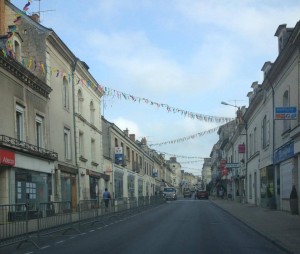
[{"left": 11, "top": 0, "right": 300, "bottom": 175}]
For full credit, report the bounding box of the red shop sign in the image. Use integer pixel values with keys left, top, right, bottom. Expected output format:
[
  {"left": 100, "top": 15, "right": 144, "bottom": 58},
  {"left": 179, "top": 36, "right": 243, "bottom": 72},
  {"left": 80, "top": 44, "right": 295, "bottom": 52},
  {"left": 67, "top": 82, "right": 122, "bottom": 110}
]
[
  {"left": 0, "top": 149, "right": 15, "bottom": 166},
  {"left": 238, "top": 144, "right": 246, "bottom": 154}
]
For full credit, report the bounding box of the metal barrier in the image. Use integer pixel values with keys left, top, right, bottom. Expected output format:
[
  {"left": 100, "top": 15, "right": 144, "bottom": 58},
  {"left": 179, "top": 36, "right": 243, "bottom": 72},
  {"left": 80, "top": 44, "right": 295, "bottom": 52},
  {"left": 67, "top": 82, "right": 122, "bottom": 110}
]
[
  {"left": 0, "top": 196, "right": 166, "bottom": 249},
  {"left": 0, "top": 203, "right": 39, "bottom": 248},
  {"left": 37, "top": 201, "right": 77, "bottom": 237}
]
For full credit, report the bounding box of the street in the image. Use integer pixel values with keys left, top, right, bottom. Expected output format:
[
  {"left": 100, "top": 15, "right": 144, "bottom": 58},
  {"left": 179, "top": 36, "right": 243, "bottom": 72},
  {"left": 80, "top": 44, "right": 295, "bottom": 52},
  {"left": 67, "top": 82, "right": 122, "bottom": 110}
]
[{"left": 2, "top": 197, "right": 288, "bottom": 254}]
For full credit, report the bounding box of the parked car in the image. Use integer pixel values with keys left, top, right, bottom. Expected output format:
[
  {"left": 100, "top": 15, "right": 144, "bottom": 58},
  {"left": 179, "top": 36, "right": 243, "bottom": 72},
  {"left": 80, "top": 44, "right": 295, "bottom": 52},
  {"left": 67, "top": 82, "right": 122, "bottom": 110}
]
[
  {"left": 196, "top": 189, "right": 209, "bottom": 200},
  {"left": 163, "top": 187, "right": 177, "bottom": 200},
  {"left": 183, "top": 188, "right": 192, "bottom": 198}
]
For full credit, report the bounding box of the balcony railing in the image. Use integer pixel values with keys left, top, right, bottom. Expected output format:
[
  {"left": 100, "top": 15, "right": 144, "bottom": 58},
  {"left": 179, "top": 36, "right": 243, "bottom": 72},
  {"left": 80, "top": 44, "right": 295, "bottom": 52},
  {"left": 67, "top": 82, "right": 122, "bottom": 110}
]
[{"left": 0, "top": 135, "right": 58, "bottom": 161}]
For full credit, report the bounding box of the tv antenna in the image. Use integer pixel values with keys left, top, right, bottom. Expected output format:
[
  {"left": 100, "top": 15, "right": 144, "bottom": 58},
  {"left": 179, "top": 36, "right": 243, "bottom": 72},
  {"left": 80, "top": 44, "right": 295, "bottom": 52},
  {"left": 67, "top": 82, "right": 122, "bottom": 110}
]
[{"left": 31, "top": 0, "right": 56, "bottom": 22}]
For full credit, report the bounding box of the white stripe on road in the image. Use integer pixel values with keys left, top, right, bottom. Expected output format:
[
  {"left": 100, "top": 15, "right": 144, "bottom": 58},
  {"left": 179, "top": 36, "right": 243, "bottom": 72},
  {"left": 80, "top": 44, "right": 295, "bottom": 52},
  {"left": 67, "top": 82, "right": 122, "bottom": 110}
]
[{"left": 40, "top": 245, "right": 51, "bottom": 249}]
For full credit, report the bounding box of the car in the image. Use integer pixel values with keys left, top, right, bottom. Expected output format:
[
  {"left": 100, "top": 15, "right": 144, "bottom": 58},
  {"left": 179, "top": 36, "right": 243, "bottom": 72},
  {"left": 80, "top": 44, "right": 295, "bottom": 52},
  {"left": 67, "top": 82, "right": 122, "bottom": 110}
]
[
  {"left": 183, "top": 188, "right": 192, "bottom": 198},
  {"left": 196, "top": 189, "right": 209, "bottom": 199},
  {"left": 163, "top": 187, "right": 177, "bottom": 200}
]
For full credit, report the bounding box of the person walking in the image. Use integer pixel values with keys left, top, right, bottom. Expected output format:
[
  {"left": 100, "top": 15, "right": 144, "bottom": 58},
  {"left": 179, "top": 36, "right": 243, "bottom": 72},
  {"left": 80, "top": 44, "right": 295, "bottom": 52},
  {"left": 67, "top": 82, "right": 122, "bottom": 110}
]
[{"left": 103, "top": 188, "right": 111, "bottom": 210}]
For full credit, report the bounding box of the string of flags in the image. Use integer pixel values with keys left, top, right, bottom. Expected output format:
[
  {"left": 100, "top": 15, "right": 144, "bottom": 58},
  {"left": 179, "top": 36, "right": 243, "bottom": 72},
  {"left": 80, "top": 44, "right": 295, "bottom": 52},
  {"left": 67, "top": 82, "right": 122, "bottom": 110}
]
[
  {"left": 178, "top": 160, "right": 204, "bottom": 164},
  {"left": 157, "top": 151, "right": 204, "bottom": 159},
  {"left": 181, "top": 167, "right": 202, "bottom": 172},
  {"left": 1, "top": 2, "right": 234, "bottom": 124},
  {"left": 149, "top": 126, "right": 222, "bottom": 147}
]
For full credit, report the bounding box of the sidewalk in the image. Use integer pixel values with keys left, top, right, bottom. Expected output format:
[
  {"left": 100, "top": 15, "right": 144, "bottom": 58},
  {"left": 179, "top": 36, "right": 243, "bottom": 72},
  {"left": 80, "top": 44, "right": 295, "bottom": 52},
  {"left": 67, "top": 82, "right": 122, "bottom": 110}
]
[{"left": 211, "top": 198, "right": 300, "bottom": 254}]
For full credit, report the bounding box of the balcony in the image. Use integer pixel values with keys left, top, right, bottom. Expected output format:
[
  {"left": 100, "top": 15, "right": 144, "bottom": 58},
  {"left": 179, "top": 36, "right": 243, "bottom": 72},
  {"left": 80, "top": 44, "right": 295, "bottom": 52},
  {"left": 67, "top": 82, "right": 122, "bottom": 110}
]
[{"left": 0, "top": 135, "right": 58, "bottom": 161}]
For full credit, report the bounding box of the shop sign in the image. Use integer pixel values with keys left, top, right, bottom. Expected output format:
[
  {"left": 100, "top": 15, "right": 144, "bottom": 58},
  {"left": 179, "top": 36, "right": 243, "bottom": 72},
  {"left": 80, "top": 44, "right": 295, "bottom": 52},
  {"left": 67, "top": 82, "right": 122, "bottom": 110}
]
[
  {"left": 274, "top": 142, "right": 294, "bottom": 164},
  {"left": 225, "top": 163, "right": 239, "bottom": 168},
  {"left": 0, "top": 149, "right": 15, "bottom": 166},
  {"left": 115, "top": 147, "right": 123, "bottom": 154},
  {"left": 238, "top": 144, "right": 245, "bottom": 153},
  {"left": 275, "top": 107, "right": 297, "bottom": 120}
]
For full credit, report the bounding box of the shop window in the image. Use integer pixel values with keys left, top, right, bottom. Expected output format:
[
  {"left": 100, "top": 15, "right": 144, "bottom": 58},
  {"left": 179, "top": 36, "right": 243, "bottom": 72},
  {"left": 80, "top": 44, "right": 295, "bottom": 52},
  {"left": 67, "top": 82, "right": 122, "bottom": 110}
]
[
  {"left": 89, "top": 177, "right": 99, "bottom": 200},
  {"left": 61, "top": 172, "right": 71, "bottom": 202},
  {"left": 114, "top": 172, "right": 124, "bottom": 199},
  {"left": 15, "top": 169, "right": 51, "bottom": 204}
]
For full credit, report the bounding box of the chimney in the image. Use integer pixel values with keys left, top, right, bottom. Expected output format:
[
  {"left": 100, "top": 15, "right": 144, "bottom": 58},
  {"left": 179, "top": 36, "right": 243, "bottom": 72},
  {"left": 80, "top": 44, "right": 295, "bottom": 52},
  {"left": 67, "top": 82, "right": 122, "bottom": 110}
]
[
  {"left": 170, "top": 157, "right": 177, "bottom": 163},
  {"left": 0, "top": 0, "right": 6, "bottom": 35},
  {"left": 129, "top": 134, "right": 135, "bottom": 142},
  {"left": 141, "top": 137, "right": 147, "bottom": 145},
  {"left": 30, "top": 13, "right": 40, "bottom": 23},
  {"left": 123, "top": 128, "right": 129, "bottom": 137}
]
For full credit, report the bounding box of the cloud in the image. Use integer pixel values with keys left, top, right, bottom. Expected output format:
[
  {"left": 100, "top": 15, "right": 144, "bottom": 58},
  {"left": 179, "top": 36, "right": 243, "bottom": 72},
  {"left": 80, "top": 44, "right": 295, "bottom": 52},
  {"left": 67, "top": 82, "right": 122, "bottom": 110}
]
[{"left": 112, "top": 117, "right": 144, "bottom": 139}]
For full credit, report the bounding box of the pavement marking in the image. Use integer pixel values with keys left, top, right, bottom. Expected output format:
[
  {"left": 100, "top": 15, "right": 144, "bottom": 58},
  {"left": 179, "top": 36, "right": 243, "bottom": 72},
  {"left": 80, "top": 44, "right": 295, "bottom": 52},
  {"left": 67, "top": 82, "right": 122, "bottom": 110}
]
[
  {"left": 55, "top": 240, "right": 65, "bottom": 244},
  {"left": 80, "top": 233, "right": 87, "bottom": 235},
  {"left": 40, "top": 245, "right": 51, "bottom": 249},
  {"left": 89, "top": 230, "right": 95, "bottom": 232},
  {"left": 69, "top": 236, "right": 77, "bottom": 239},
  {"left": 25, "top": 252, "right": 34, "bottom": 254}
]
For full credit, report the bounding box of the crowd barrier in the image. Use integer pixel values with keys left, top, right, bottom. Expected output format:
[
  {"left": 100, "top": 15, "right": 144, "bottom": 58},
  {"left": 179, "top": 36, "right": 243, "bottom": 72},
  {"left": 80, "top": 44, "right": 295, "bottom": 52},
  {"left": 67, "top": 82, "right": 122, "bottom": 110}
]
[{"left": 0, "top": 196, "right": 165, "bottom": 249}]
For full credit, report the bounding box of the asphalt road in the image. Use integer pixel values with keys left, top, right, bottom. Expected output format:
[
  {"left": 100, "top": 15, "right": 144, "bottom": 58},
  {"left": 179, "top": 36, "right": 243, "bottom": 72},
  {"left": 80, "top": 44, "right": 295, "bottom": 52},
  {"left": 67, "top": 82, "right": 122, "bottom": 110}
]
[{"left": 2, "top": 198, "right": 288, "bottom": 254}]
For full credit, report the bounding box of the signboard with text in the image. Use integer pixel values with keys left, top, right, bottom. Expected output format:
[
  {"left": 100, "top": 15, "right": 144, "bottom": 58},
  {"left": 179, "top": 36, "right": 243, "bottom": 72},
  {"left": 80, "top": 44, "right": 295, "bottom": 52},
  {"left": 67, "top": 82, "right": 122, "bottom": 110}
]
[
  {"left": 275, "top": 107, "right": 297, "bottom": 120},
  {"left": 0, "top": 149, "right": 15, "bottom": 166},
  {"left": 225, "top": 163, "right": 239, "bottom": 168}
]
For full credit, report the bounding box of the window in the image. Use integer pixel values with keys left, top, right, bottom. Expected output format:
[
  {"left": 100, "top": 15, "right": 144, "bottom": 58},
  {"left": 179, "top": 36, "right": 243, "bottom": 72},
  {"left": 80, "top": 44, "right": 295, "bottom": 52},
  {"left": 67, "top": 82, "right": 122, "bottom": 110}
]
[
  {"left": 253, "top": 127, "right": 257, "bottom": 153},
  {"left": 115, "top": 138, "right": 118, "bottom": 147},
  {"left": 16, "top": 104, "right": 25, "bottom": 141},
  {"left": 262, "top": 115, "right": 269, "bottom": 148},
  {"left": 249, "top": 133, "right": 253, "bottom": 156},
  {"left": 126, "top": 147, "right": 130, "bottom": 161},
  {"left": 91, "top": 139, "right": 95, "bottom": 162},
  {"left": 14, "top": 40, "right": 21, "bottom": 62},
  {"left": 63, "top": 78, "right": 69, "bottom": 109},
  {"left": 36, "top": 115, "right": 44, "bottom": 148},
  {"left": 249, "top": 174, "right": 252, "bottom": 199},
  {"left": 79, "top": 131, "right": 84, "bottom": 156},
  {"left": 64, "top": 128, "right": 71, "bottom": 160},
  {"left": 77, "top": 89, "right": 83, "bottom": 114},
  {"left": 283, "top": 90, "right": 290, "bottom": 132},
  {"left": 90, "top": 101, "right": 95, "bottom": 125}
]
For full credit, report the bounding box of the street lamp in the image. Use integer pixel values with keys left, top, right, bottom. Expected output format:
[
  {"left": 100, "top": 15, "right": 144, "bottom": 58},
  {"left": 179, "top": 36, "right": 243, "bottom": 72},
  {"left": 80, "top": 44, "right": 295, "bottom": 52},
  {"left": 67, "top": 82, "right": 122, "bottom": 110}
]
[{"left": 221, "top": 101, "right": 239, "bottom": 108}]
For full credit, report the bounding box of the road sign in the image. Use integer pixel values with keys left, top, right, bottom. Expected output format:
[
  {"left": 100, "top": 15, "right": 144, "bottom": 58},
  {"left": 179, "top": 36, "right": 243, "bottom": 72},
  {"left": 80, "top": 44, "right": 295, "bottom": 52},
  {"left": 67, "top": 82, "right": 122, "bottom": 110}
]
[{"left": 275, "top": 107, "right": 297, "bottom": 120}]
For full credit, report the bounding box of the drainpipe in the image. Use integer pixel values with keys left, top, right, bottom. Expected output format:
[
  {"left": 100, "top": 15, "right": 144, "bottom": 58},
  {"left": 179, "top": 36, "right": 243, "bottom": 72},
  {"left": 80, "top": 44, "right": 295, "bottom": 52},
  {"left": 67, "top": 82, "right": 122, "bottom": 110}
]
[{"left": 72, "top": 58, "right": 79, "bottom": 201}]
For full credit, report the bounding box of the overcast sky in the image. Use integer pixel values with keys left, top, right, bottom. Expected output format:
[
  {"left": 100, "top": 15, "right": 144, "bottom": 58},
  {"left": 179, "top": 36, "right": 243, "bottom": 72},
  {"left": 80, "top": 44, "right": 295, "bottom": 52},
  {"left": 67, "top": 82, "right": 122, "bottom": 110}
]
[{"left": 11, "top": 0, "right": 300, "bottom": 175}]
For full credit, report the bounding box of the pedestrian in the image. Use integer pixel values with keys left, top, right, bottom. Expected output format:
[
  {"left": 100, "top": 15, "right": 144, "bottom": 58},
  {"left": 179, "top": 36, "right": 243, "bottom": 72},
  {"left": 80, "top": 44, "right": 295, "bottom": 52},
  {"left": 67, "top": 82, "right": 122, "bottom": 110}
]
[{"left": 103, "top": 188, "right": 111, "bottom": 210}]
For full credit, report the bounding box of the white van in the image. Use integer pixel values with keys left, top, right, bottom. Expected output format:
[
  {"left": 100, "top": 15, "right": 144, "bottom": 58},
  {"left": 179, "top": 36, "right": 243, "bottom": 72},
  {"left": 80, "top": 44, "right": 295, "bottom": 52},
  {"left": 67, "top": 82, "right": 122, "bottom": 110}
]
[{"left": 163, "top": 187, "right": 177, "bottom": 200}]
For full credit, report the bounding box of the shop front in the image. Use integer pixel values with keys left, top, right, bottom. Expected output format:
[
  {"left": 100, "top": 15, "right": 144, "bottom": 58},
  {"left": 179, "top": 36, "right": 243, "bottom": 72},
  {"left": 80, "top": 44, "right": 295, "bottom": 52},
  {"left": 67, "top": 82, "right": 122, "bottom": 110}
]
[
  {"left": 4, "top": 150, "right": 55, "bottom": 205},
  {"left": 57, "top": 164, "right": 77, "bottom": 211},
  {"left": 86, "top": 169, "right": 109, "bottom": 200},
  {"left": 260, "top": 165, "right": 275, "bottom": 208}
]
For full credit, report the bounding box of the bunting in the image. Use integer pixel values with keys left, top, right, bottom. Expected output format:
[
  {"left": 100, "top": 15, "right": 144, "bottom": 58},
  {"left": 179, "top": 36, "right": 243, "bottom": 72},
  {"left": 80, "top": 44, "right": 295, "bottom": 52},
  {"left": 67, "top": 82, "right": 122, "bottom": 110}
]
[
  {"left": 0, "top": 4, "right": 235, "bottom": 124},
  {"left": 178, "top": 160, "right": 204, "bottom": 164},
  {"left": 156, "top": 151, "right": 204, "bottom": 159},
  {"left": 149, "top": 126, "right": 222, "bottom": 147}
]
